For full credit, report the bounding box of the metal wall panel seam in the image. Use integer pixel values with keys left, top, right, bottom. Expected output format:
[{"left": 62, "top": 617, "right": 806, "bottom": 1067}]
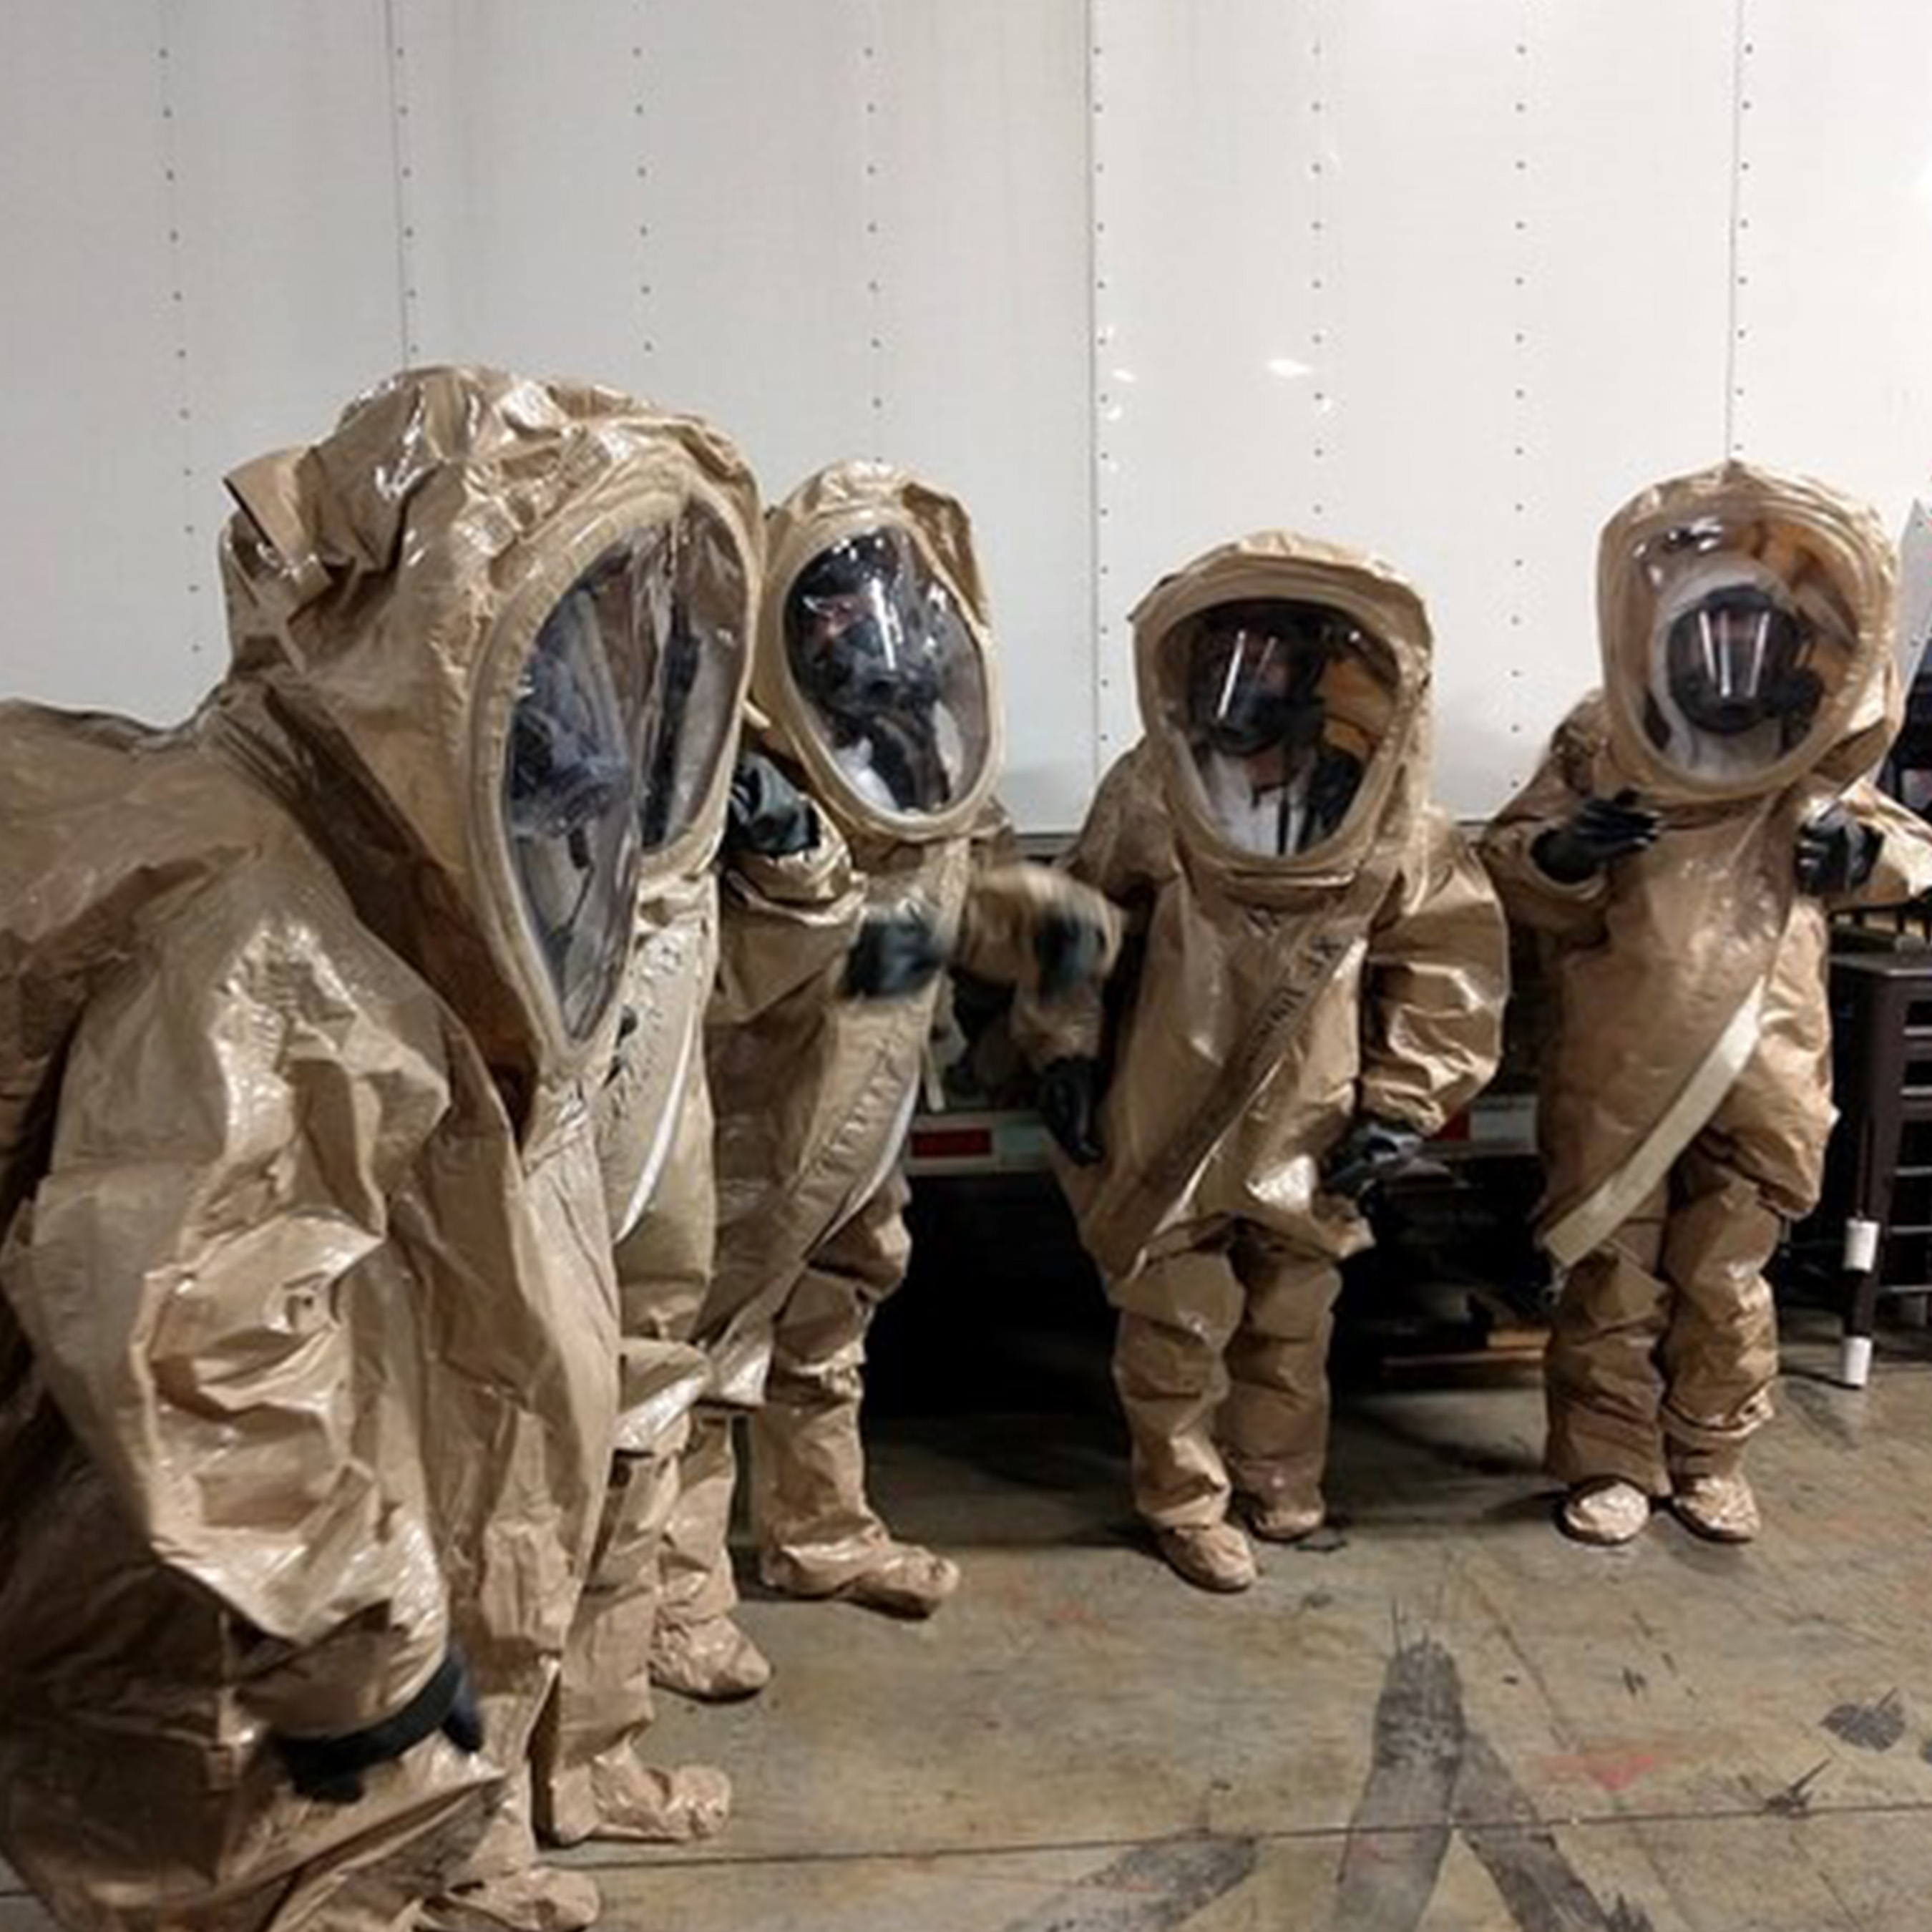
[
  {"left": 1308, "top": 0, "right": 1332, "bottom": 528},
  {"left": 384, "top": 0, "right": 421, "bottom": 369},
  {"left": 861, "top": 0, "right": 886, "bottom": 461},
  {"left": 1088, "top": 0, "right": 1119, "bottom": 764},
  {"left": 633, "top": 0, "right": 658, "bottom": 364},
  {"left": 638, "top": 1, "right": 660, "bottom": 363},
  {"left": 1506, "top": 1, "right": 1534, "bottom": 670},
  {"left": 1725, "top": 0, "right": 1755, "bottom": 457},
  {"left": 153, "top": 0, "right": 207, "bottom": 660}
]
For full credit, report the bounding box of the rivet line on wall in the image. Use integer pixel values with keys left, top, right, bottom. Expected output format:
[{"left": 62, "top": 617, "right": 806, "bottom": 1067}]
[
  {"left": 1308, "top": 0, "right": 1330, "bottom": 525},
  {"left": 155, "top": 0, "right": 204, "bottom": 653},
  {"left": 861, "top": 5, "right": 886, "bottom": 457},
  {"left": 1088, "top": 0, "right": 1118, "bottom": 760},
  {"left": 633, "top": 0, "right": 655, "bottom": 359},
  {"left": 1724, "top": 0, "right": 1755, "bottom": 457},
  {"left": 1506, "top": 4, "right": 1532, "bottom": 670},
  {"left": 384, "top": 0, "right": 421, "bottom": 367}
]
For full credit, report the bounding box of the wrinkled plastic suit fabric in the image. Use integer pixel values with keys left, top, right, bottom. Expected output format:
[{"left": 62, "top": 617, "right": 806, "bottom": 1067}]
[{"left": 0, "top": 365, "right": 756, "bottom": 1930}]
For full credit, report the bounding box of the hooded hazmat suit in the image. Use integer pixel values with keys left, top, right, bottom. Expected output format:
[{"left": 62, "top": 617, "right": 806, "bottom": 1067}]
[
  {"left": 1480, "top": 462, "right": 1932, "bottom": 1541},
  {"left": 0, "top": 366, "right": 754, "bottom": 1930},
  {"left": 1015, "top": 533, "right": 1508, "bottom": 1591},
  {"left": 651, "top": 462, "right": 1121, "bottom": 1692}
]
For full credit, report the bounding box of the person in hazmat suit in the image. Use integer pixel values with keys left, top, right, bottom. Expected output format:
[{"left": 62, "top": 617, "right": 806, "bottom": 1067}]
[
  {"left": 649, "top": 461, "right": 1122, "bottom": 1699},
  {"left": 1013, "top": 533, "right": 1509, "bottom": 1594},
  {"left": 529, "top": 476, "right": 763, "bottom": 1850},
  {"left": 0, "top": 365, "right": 756, "bottom": 1931},
  {"left": 1480, "top": 461, "right": 1932, "bottom": 1548}
]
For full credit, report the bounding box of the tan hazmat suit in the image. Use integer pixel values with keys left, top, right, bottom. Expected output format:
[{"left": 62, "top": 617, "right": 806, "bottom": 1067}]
[
  {"left": 532, "top": 456, "right": 761, "bottom": 1845},
  {"left": 653, "top": 462, "right": 1121, "bottom": 1688},
  {"left": 1015, "top": 533, "right": 1508, "bottom": 1551},
  {"left": 1481, "top": 462, "right": 1932, "bottom": 1496},
  {"left": 0, "top": 366, "right": 751, "bottom": 1931}
]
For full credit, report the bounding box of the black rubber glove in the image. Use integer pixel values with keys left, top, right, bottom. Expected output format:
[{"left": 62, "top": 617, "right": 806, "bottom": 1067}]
[
  {"left": 726, "top": 752, "right": 818, "bottom": 858},
  {"left": 1037, "top": 1056, "right": 1105, "bottom": 1166},
  {"left": 1033, "top": 907, "right": 1111, "bottom": 1002},
  {"left": 1795, "top": 804, "right": 1880, "bottom": 897},
  {"left": 1532, "top": 789, "right": 1661, "bottom": 884},
  {"left": 1321, "top": 1114, "right": 1425, "bottom": 1203},
  {"left": 844, "top": 906, "right": 950, "bottom": 1000},
  {"left": 275, "top": 1648, "right": 484, "bottom": 1805}
]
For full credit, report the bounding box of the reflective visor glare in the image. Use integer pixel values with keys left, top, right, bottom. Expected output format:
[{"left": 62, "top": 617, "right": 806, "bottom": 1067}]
[
  {"left": 1171, "top": 610, "right": 1393, "bottom": 861},
  {"left": 636, "top": 503, "right": 747, "bottom": 854},
  {"left": 507, "top": 540, "right": 660, "bottom": 1038},
  {"left": 1698, "top": 608, "right": 1773, "bottom": 702},
  {"left": 1211, "top": 632, "right": 1285, "bottom": 723}
]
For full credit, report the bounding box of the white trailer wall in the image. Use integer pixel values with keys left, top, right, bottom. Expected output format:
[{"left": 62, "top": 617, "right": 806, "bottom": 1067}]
[{"left": 4, "top": 0, "right": 1929, "bottom": 826}]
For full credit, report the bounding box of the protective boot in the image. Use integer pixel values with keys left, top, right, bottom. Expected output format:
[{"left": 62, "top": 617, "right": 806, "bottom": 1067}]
[
  {"left": 650, "top": 1613, "right": 774, "bottom": 1702},
  {"left": 1153, "top": 1521, "right": 1258, "bottom": 1593},
  {"left": 811, "top": 1542, "right": 960, "bottom": 1618},
  {"left": 1558, "top": 1478, "right": 1652, "bottom": 1546},
  {"left": 751, "top": 1387, "right": 961, "bottom": 1617},
  {"left": 652, "top": 1407, "right": 774, "bottom": 1700},
  {"left": 1672, "top": 1470, "right": 1760, "bottom": 1543},
  {"left": 1242, "top": 1497, "right": 1325, "bottom": 1543},
  {"left": 734, "top": 1185, "right": 962, "bottom": 1618},
  {"left": 1221, "top": 1233, "right": 1343, "bottom": 1543},
  {"left": 557, "top": 1761, "right": 731, "bottom": 1845},
  {"left": 535, "top": 1418, "right": 735, "bottom": 1843}
]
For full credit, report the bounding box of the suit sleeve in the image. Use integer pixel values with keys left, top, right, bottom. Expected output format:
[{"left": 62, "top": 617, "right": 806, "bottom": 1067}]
[
  {"left": 3, "top": 876, "right": 454, "bottom": 1735},
  {"left": 952, "top": 859, "right": 1123, "bottom": 993},
  {"left": 1008, "top": 746, "right": 1167, "bottom": 1069},
  {"left": 1358, "top": 810, "right": 1511, "bottom": 1136},
  {"left": 711, "top": 805, "right": 867, "bottom": 1027},
  {"left": 1476, "top": 695, "right": 1616, "bottom": 942},
  {"left": 1833, "top": 776, "right": 1932, "bottom": 907}
]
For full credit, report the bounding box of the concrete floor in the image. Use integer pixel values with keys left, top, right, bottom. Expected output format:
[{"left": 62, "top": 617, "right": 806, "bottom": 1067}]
[{"left": 9, "top": 1315, "right": 1932, "bottom": 1930}]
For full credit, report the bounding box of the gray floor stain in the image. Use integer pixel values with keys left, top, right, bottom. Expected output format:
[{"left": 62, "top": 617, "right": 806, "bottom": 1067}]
[
  {"left": 997, "top": 1834, "right": 1258, "bottom": 1932},
  {"left": 1823, "top": 1689, "right": 1906, "bottom": 1752},
  {"left": 1331, "top": 1633, "right": 1656, "bottom": 1932},
  {"left": 1762, "top": 1759, "right": 1831, "bottom": 1816},
  {"left": 1457, "top": 1729, "right": 1657, "bottom": 1932}
]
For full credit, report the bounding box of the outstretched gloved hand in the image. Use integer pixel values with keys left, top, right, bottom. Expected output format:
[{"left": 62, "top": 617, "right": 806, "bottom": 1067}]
[
  {"left": 1795, "top": 804, "right": 1880, "bottom": 897},
  {"left": 1037, "top": 1056, "right": 1105, "bottom": 1166},
  {"left": 1033, "top": 907, "right": 1112, "bottom": 1001},
  {"left": 275, "top": 1647, "right": 484, "bottom": 1805},
  {"left": 726, "top": 752, "right": 819, "bottom": 858},
  {"left": 1321, "top": 1113, "right": 1425, "bottom": 1203},
  {"left": 1532, "top": 789, "right": 1660, "bottom": 884},
  {"left": 844, "top": 905, "right": 950, "bottom": 1000}
]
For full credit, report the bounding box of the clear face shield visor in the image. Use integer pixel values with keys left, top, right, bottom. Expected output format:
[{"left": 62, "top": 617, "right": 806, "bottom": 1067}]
[
  {"left": 1190, "top": 621, "right": 1332, "bottom": 761},
  {"left": 1662, "top": 588, "right": 1815, "bottom": 738},
  {"left": 1163, "top": 597, "right": 1395, "bottom": 859},
  {"left": 1631, "top": 517, "right": 1860, "bottom": 777},
  {"left": 505, "top": 535, "right": 667, "bottom": 1042},
  {"left": 784, "top": 527, "right": 992, "bottom": 821}
]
